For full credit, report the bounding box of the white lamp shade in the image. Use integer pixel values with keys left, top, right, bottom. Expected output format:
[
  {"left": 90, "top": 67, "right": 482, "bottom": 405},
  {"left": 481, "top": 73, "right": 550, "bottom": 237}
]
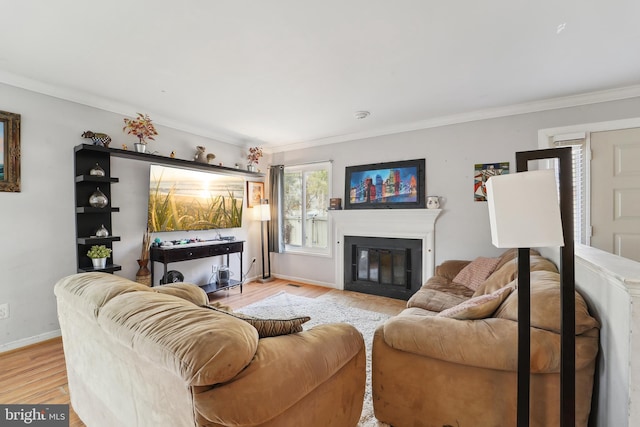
[
  {"left": 255, "top": 203, "right": 271, "bottom": 222},
  {"left": 486, "top": 169, "right": 564, "bottom": 248}
]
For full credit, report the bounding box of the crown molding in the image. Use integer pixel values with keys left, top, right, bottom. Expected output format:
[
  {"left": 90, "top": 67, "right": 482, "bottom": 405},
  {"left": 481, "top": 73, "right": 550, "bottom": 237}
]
[
  {"left": 275, "top": 84, "right": 640, "bottom": 152},
  {"left": 0, "top": 70, "right": 247, "bottom": 146},
  {"left": 2, "top": 69, "right": 639, "bottom": 153}
]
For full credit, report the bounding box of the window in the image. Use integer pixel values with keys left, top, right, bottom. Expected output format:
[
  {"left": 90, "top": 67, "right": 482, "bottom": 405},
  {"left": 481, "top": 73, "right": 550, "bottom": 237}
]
[
  {"left": 553, "top": 135, "right": 587, "bottom": 244},
  {"left": 283, "top": 162, "right": 331, "bottom": 255}
]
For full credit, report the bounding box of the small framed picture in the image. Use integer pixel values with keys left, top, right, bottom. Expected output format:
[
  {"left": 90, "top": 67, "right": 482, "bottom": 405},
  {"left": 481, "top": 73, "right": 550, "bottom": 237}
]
[
  {"left": 474, "top": 162, "right": 509, "bottom": 201},
  {"left": 247, "top": 181, "right": 264, "bottom": 208}
]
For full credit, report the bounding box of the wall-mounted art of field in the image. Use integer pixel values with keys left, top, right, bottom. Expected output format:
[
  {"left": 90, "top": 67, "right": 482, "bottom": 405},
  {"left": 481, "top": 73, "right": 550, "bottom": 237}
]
[{"left": 148, "top": 164, "right": 244, "bottom": 232}]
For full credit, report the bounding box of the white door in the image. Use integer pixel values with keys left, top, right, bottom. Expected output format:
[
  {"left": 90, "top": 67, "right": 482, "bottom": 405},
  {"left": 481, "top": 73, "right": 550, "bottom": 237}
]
[{"left": 590, "top": 128, "right": 640, "bottom": 262}]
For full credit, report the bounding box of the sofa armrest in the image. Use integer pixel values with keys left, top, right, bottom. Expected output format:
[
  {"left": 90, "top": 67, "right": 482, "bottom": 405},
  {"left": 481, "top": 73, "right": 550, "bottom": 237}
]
[
  {"left": 194, "top": 323, "right": 365, "bottom": 425},
  {"left": 381, "top": 315, "right": 597, "bottom": 373},
  {"left": 435, "top": 260, "right": 471, "bottom": 280}
]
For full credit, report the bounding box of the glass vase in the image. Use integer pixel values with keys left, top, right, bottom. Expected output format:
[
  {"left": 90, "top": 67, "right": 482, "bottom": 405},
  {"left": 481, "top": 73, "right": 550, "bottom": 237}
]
[{"left": 89, "top": 187, "right": 108, "bottom": 208}]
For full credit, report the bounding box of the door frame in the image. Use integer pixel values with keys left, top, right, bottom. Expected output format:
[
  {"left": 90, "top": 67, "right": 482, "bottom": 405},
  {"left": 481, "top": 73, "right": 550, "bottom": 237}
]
[{"left": 538, "top": 117, "right": 640, "bottom": 246}]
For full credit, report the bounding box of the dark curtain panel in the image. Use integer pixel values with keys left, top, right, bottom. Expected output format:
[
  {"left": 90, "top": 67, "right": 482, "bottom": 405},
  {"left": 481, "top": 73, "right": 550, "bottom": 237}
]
[{"left": 268, "top": 165, "right": 285, "bottom": 253}]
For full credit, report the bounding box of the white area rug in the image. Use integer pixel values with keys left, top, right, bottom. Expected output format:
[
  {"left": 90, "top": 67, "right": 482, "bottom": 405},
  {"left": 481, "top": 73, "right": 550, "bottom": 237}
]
[{"left": 238, "top": 291, "right": 391, "bottom": 427}]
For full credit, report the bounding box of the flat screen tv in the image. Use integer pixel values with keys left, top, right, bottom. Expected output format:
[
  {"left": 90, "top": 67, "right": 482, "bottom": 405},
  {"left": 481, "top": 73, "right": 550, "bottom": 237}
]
[
  {"left": 344, "top": 158, "right": 425, "bottom": 209},
  {"left": 148, "top": 164, "right": 244, "bottom": 232}
]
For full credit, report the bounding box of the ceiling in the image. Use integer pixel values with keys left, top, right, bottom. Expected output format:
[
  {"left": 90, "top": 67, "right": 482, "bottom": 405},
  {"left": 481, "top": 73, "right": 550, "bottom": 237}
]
[{"left": 1, "top": 0, "right": 640, "bottom": 151}]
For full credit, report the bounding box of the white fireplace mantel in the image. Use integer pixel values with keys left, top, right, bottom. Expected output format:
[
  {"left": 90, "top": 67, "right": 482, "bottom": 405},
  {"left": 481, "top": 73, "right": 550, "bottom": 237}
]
[{"left": 331, "top": 209, "right": 442, "bottom": 290}]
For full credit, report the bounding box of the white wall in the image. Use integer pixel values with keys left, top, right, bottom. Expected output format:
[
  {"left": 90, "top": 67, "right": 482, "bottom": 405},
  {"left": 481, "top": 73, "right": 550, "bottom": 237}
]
[
  {"left": 270, "top": 98, "right": 640, "bottom": 286},
  {"left": 0, "top": 83, "right": 265, "bottom": 350}
]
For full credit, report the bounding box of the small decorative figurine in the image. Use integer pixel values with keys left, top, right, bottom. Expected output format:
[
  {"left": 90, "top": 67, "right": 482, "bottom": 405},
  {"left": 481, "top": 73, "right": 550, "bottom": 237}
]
[
  {"left": 82, "top": 131, "right": 112, "bottom": 147},
  {"left": 194, "top": 146, "right": 207, "bottom": 163},
  {"left": 170, "top": 151, "right": 176, "bottom": 158},
  {"left": 122, "top": 144, "right": 128, "bottom": 150},
  {"left": 427, "top": 196, "right": 441, "bottom": 209},
  {"left": 207, "top": 153, "right": 216, "bottom": 164}
]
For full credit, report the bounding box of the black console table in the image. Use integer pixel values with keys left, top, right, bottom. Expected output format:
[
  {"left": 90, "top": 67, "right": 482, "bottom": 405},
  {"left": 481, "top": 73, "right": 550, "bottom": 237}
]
[{"left": 150, "top": 240, "right": 244, "bottom": 294}]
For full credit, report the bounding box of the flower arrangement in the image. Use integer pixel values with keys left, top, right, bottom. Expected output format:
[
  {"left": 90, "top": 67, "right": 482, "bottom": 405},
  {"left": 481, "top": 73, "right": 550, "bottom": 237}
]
[
  {"left": 247, "top": 146, "right": 263, "bottom": 165},
  {"left": 87, "top": 245, "right": 112, "bottom": 259},
  {"left": 123, "top": 113, "right": 159, "bottom": 144}
]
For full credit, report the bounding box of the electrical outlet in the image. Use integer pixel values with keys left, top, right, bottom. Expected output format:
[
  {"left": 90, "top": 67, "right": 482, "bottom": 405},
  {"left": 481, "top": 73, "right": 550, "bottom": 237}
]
[{"left": 0, "top": 303, "right": 9, "bottom": 320}]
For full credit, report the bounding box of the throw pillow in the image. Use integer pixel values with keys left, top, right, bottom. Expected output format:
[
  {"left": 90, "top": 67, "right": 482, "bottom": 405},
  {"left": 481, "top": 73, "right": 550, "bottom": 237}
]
[
  {"left": 453, "top": 256, "right": 501, "bottom": 291},
  {"left": 436, "top": 285, "right": 514, "bottom": 320},
  {"left": 203, "top": 305, "right": 310, "bottom": 338}
]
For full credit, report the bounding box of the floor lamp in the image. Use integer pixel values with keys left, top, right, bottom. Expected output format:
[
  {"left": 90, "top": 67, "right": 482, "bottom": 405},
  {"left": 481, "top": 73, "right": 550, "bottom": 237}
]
[
  {"left": 486, "top": 147, "right": 575, "bottom": 427},
  {"left": 256, "top": 199, "right": 273, "bottom": 283}
]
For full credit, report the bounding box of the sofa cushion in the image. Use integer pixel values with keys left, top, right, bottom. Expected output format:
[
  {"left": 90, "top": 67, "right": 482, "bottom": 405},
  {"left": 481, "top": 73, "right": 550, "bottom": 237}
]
[
  {"left": 494, "top": 270, "right": 600, "bottom": 335},
  {"left": 453, "top": 256, "right": 501, "bottom": 291},
  {"left": 473, "top": 255, "right": 558, "bottom": 297},
  {"left": 437, "top": 285, "right": 514, "bottom": 320},
  {"left": 407, "top": 276, "right": 472, "bottom": 312},
  {"left": 434, "top": 260, "right": 472, "bottom": 281},
  {"left": 204, "top": 305, "right": 311, "bottom": 338},
  {"left": 54, "top": 272, "right": 152, "bottom": 319},
  {"left": 493, "top": 248, "right": 540, "bottom": 271},
  {"left": 98, "top": 292, "right": 259, "bottom": 386},
  {"left": 153, "top": 282, "right": 209, "bottom": 306}
]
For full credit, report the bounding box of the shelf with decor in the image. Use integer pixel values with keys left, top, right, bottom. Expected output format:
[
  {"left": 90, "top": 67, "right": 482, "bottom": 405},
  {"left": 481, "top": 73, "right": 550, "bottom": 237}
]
[
  {"left": 73, "top": 142, "right": 262, "bottom": 275},
  {"left": 75, "top": 143, "right": 265, "bottom": 176},
  {"left": 74, "top": 146, "right": 121, "bottom": 273},
  {"left": 76, "top": 236, "right": 121, "bottom": 245}
]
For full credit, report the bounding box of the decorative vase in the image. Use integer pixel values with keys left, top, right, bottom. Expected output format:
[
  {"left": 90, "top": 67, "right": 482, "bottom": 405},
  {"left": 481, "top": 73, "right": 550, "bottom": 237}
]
[
  {"left": 136, "top": 259, "right": 151, "bottom": 286},
  {"left": 89, "top": 187, "right": 108, "bottom": 208},
  {"left": 247, "top": 164, "right": 256, "bottom": 172},
  {"left": 95, "top": 224, "right": 109, "bottom": 237},
  {"left": 427, "top": 196, "right": 441, "bottom": 209},
  {"left": 91, "top": 257, "right": 107, "bottom": 269},
  {"left": 89, "top": 163, "right": 105, "bottom": 176},
  {"left": 134, "top": 143, "right": 147, "bottom": 153}
]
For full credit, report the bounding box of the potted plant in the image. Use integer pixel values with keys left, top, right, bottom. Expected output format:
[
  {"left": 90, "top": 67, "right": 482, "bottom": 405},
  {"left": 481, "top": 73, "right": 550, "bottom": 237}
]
[
  {"left": 247, "top": 146, "right": 263, "bottom": 172},
  {"left": 87, "top": 245, "right": 112, "bottom": 269},
  {"left": 123, "top": 113, "right": 158, "bottom": 153}
]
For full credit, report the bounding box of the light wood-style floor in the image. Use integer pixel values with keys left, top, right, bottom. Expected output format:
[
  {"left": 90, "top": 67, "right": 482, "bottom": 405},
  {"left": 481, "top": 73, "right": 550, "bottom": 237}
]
[{"left": 0, "top": 278, "right": 405, "bottom": 426}]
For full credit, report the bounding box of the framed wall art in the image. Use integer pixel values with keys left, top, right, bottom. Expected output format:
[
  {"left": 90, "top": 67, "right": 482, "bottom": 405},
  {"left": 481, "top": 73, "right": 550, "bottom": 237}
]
[
  {"left": 344, "top": 158, "right": 425, "bottom": 209},
  {"left": 0, "top": 110, "right": 21, "bottom": 192},
  {"left": 474, "top": 162, "right": 509, "bottom": 201},
  {"left": 247, "top": 181, "right": 264, "bottom": 208}
]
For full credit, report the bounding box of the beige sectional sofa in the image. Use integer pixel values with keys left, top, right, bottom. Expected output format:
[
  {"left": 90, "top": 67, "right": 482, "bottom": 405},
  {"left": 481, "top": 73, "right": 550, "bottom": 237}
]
[
  {"left": 372, "top": 249, "right": 600, "bottom": 427},
  {"left": 55, "top": 272, "right": 366, "bottom": 427}
]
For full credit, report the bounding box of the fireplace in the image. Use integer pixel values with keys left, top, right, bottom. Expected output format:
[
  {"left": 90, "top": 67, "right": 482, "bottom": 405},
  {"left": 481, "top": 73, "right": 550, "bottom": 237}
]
[
  {"left": 331, "top": 209, "right": 441, "bottom": 296},
  {"left": 344, "top": 236, "right": 422, "bottom": 300}
]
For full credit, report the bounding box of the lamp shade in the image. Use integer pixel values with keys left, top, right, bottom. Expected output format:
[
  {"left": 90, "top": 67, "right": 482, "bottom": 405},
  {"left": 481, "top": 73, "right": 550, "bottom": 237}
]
[
  {"left": 486, "top": 169, "right": 564, "bottom": 248},
  {"left": 255, "top": 202, "right": 271, "bottom": 222}
]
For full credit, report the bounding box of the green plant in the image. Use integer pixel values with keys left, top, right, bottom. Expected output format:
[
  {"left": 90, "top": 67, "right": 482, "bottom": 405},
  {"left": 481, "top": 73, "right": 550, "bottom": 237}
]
[
  {"left": 87, "top": 245, "right": 112, "bottom": 259},
  {"left": 123, "top": 113, "right": 158, "bottom": 144}
]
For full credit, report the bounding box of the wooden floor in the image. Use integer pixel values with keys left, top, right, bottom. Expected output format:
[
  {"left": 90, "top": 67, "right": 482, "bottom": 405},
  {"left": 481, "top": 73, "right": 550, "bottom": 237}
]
[{"left": 0, "top": 278, "right": 405, "bottom": 426}]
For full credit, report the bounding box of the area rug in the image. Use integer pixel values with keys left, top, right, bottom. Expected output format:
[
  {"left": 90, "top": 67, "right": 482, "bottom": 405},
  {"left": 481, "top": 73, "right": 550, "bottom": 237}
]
[{"left": 238, "top": 291, "right": 391, "bottom": 427}]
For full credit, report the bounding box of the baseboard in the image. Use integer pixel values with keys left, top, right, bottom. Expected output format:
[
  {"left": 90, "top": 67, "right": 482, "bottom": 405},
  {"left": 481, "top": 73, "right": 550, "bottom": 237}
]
[
  {"left": 0, "top": 329, "right": 62, "bottom": 353},
  {"left": 270, "top": 273, "right": 339, "bottom": 289}
]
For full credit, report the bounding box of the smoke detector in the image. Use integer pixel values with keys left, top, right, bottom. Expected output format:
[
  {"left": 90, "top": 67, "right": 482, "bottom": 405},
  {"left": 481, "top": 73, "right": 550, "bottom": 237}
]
[{"left": 354, "top": 111, "right": 371, "bottom": 120}]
